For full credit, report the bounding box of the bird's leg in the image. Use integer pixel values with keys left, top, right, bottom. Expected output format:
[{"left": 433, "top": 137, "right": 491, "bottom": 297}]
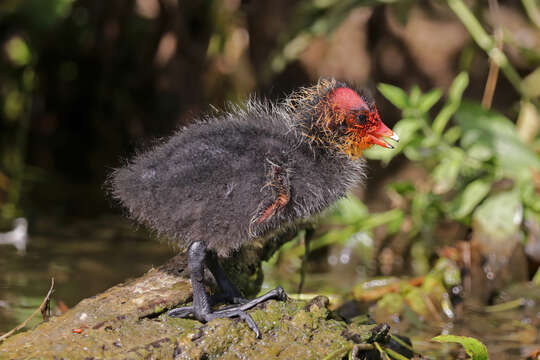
[
  {"left": 206, "top": 252, "right": 247, "bottom": 305},
  {"left": 167, "top": 241, "right": 211, "bottom": 318},
  {"left": 168, "top": 241, "right": 288, "bottom": 338}
]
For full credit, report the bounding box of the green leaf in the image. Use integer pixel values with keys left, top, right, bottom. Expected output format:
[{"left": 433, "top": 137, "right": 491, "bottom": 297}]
[
  {"left": 432, "top": 148, "right": 464, "bottom": 194},
  {"left": 473, "top": 190, "right": 522, "bottom": 242},
  {"left": 448, "top": 72, "right": 469, "bottom": 103},
  {"left": 450, "top": 178, "right": 491, "bottom": 219},
  {"left": 432, "top": 72, "right": 469, "bottom": 135},
  {"left": 432, "top": 335, "right": 488, "bottom": 360},
  {"left": 361, "top": 209, "right": 403, "bottom": 231},
  {"left": 466, "top": 144, "right": 493, "bottom": 162},
  {"left": 455, "top": 102, "right": 540, "bottom": 179},
  {"left": 364, "top": 118, "right": 422, "bottom": 163},
  {"left": 377, "top": 83, "right": 409, "bottom": 109},
  {"left": 433, "top": 104, "right": 458, "bottom": 135},
  {"left": 443, "top": 126, "right": 462, "bottom": 144},
  {"left": 409, "top": 85, "right": 421, "bottom": 106},
  {"left": 417, "top": 89, "right": 442, "bottom": 114}
]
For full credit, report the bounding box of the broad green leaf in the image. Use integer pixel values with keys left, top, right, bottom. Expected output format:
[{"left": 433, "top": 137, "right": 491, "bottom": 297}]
[
  {"left": 432, "top": 335, "right": 488, "bottom": 360},
  {"left": 466, "top": 144, "right": 493, "bottom": 162},
  {"left": 402, "top": 138, "right": 425, "bottom": 162},
  {"left": 394, "top": 118, "right": 423, "bottom": 143},
  {"left": 377, "top": 83, "right": 409, "bottom": 109},
  {"left": 364, "top": 118, "right": 422, "bottom": 163},
  {"left": 418, "top": 89, "right": 442, "bottom": 114},
  {"left": 451, "top": 178, "right": 491, "bottom": 219},
  {"left": 455, "top": 102, "right": 540, "bottom": 179},
  {"left": 473, "top": 190, "right": 522, "bottom": 242},
  {"left": 432, "top": 148, "right": 464, "bottom": 194}
]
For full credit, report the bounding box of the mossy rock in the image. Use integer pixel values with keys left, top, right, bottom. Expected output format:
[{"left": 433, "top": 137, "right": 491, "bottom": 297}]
[{"left": 0, "top": 238, "right": 399, "bottom": 359}]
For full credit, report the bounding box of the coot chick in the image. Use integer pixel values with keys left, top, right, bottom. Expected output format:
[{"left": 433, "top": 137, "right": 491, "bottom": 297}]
[{"left": 109, "top": 78, "right": 397, "bottom": 338}]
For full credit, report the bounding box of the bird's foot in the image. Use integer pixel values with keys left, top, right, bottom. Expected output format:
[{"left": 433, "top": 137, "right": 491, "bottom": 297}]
[
  {"left": 210, "top": 293, "right": 248, "bottom": 305},
  {"left": 168, "top": 286, "right": 287, "bottom": 338}
]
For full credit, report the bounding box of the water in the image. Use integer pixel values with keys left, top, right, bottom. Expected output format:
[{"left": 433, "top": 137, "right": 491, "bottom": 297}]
[{"left": 0, "top": 216, "right": 173, "bottom": 332}]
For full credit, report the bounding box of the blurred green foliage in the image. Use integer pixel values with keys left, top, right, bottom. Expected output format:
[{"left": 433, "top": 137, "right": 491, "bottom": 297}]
[
  {"left": 432, "top": 335, "right": 489, "bottom": 360},
  {"left": 0, "top": 0, "right": 74, "bottom": 222},
  {"left": 367, "top": 72, "right": 539, "bottom": 233}
]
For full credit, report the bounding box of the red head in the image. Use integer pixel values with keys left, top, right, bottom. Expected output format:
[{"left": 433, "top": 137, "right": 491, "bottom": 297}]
[
  {"left": 327, "top": 87, "right": 398, "bottom": 155},
  {"left": 286, "top": 79, "right": 398, "bottom": 157}
]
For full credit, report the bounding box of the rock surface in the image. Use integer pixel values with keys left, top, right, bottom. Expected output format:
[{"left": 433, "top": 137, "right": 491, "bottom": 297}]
[{"left": 0, "top": 234, "right": 386, "bottom": 359}]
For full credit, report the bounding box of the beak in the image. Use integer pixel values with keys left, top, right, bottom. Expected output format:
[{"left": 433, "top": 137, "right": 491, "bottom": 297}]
[{"left": 370, "top": 122, "right": 399, "bottom": 149}]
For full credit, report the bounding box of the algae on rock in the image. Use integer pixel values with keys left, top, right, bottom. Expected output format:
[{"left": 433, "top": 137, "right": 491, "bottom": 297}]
[{"left": 0, "top": 233, "right": 398, "bottom": 359}]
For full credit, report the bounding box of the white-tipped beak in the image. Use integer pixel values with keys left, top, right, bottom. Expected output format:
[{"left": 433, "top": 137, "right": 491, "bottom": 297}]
[{"left": 389, "top": 131, "right": 400, "bottom": 142}]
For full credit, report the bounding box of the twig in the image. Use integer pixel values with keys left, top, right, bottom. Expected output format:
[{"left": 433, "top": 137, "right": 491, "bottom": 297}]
[
  {"left": 0, "top": 278, "right": 55, "bottom": 343},
  {"left": 297, "top": 227, "right": 314, "bottom": 294},
  {"left": 485, "top": 297, "right": 525, "bottom": 312},
  {"left": 482, "top": 0, "right": 503, "bottom": 109}
]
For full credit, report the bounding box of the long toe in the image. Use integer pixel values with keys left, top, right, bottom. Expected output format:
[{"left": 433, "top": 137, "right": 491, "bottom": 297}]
[
  {"left": 237, "top": 286, "right": 288, "bottom": 312},
  {"left": 167, "top": 306, "right": 195, "bottom": 318},
  {"left": 206, "top": 307, "right": 261, "bottom": 339},
  {"left": 168, "top": 287, "right": 288, "bottom": 338}
]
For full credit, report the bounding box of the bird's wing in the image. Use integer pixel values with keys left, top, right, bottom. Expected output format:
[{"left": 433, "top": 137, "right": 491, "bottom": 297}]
[{"left": 250, "top": 158, "right": 291, "bottom": 226}]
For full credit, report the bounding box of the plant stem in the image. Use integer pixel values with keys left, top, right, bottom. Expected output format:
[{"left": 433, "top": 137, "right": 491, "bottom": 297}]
[
  {"left": 448, "top": 0, "right": 523, "bottom": 95},
  {"left": 522, "top": 0, "right": 540, "bottom": 28},
  {"left": 481, "top": 0, "right": 503, "bottom": 109}
]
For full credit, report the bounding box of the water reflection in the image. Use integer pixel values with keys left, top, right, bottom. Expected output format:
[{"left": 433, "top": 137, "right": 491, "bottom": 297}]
[
  {"left": 0, "top": 216, "right": 172, "bottom": 332},
  {"left": 0, "top": 218, "right": 28, "bottom": 254}
]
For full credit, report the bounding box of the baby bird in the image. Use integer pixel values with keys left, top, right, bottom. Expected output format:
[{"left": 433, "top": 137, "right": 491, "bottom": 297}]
[{"left": 110, "top": 78, "right": 398, "bottom": 337}]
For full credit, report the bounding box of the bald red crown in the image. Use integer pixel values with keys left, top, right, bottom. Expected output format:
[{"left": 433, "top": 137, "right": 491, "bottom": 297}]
[{"left": 330, "top": 87, "right": 368, "bottom": 111}]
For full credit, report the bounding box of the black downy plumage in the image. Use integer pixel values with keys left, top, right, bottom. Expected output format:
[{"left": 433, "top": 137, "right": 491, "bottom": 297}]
[{"left": 109, "top": 78, "right": 398, "bottom": 337}]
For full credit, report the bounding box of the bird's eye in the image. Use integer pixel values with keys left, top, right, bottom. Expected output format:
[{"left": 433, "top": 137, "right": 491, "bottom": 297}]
[{"left": 356, "top": 113, "right": 367, "bottom": 125}]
